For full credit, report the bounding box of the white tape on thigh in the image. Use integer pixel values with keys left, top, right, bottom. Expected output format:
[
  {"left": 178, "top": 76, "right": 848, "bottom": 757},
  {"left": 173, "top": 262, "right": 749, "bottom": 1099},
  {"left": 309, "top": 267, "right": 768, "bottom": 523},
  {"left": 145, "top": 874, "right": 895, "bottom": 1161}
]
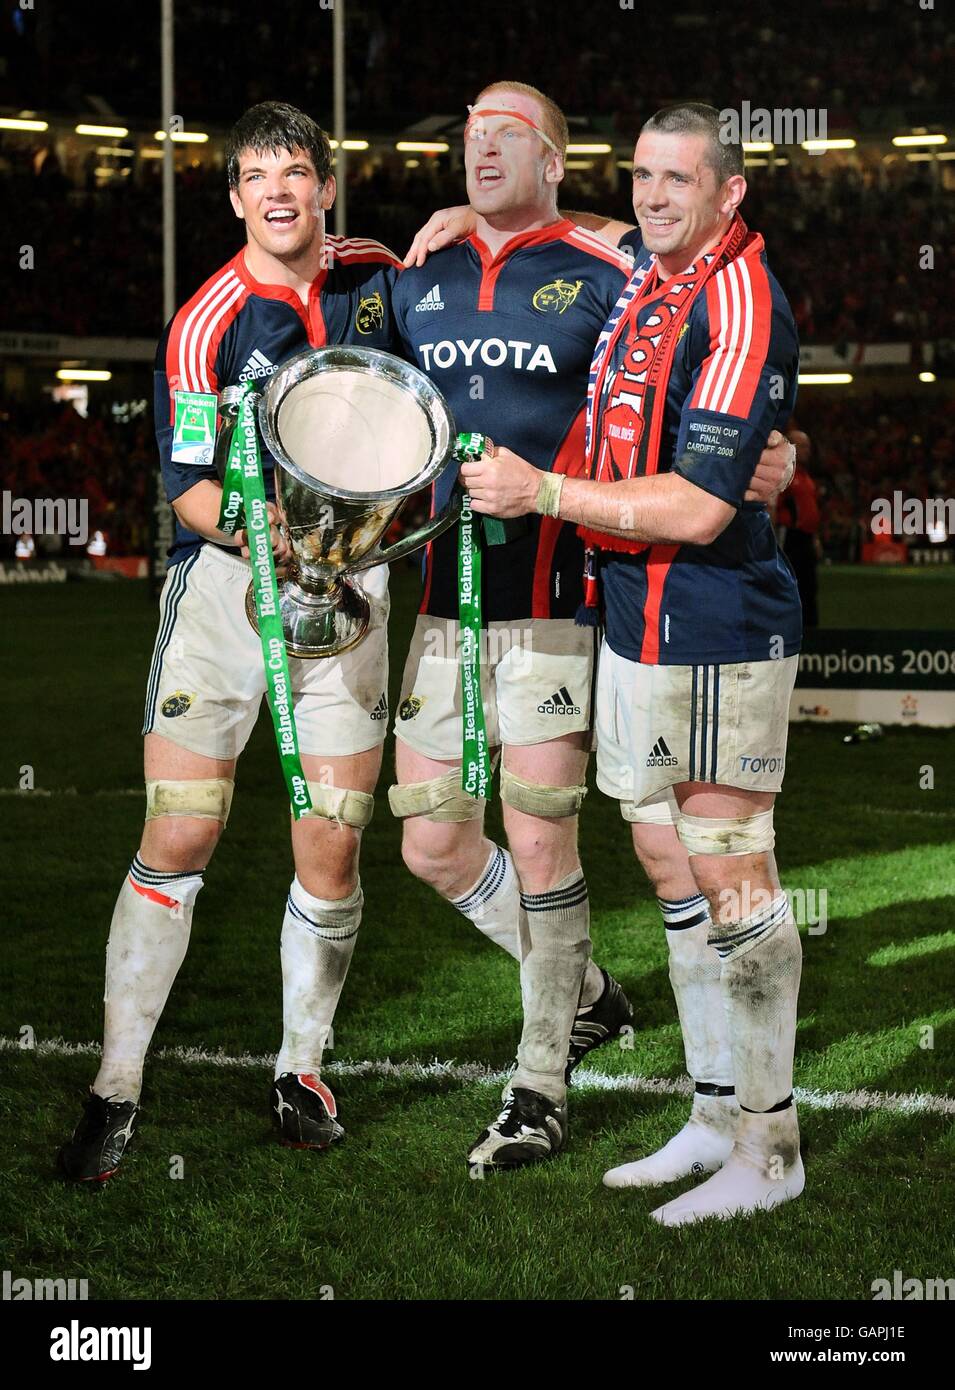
[
  {"left": 304, "top": 782, "right": 374, "bottom": 829},
  {"left": 677, "top": 809, "right": 775, "bottom": 856},
  {"left": 388, "top": 770, "right": 484, "bottom": 822},
  {"left": 621, "top": 796, "right": 678, "bottom": 826},
  {"left": 499, "top": 767, "right": 587, "bottom": 819},
  {"left": 145, "top": 778, "right": 235, "bottom": 823}
]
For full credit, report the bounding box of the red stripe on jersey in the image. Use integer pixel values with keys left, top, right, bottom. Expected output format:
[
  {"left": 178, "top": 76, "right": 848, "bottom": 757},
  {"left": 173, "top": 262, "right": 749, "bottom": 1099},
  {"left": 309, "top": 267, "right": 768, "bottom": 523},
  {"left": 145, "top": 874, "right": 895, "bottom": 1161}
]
[
  {"left": 326, "top": 233, "right": 403, "bottom": 270},
  {"left": 166, "top": 255, "right": 247, "bottom": 405},
  {"left": 691, "top": 257, "right": 771, "bottom": 418},
  {"left": 562, "top": 226, "right": 633, "bottom": 275},
  {"left": 469, "top": 220, "right": 577, "bottom": 311},
  {"left": 128, "top": 875, "right": 179, "bottom": 911},
  {"left": 638, "top": 544, "right": 679, "bottom": 663},
  {"left": 531, "top": 406, "right": 587, "bottom": 619}
]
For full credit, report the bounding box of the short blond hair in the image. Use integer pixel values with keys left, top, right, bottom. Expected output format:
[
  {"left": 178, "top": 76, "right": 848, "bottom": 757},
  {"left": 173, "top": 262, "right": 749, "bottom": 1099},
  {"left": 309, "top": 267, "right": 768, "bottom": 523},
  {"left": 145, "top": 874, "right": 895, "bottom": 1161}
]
[{"left": 473, "top": 80, "right": 569, "bottom": 158}]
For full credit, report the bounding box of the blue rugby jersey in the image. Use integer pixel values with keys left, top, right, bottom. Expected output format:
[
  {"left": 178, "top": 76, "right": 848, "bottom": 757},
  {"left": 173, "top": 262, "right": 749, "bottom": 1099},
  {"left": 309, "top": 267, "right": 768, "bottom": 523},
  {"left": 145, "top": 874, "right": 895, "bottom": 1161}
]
[
  {"left": 392, "top": 220, "right": 633, "bottom": 621},
  {"left": 155, "top": 236, "right": 402, "bottom": 565},
  {"left": 617, "top": 227, "right": 647, "bottom": 263},
  {"left": 594, "top": 240, "right": 803, "bottom": 665}
]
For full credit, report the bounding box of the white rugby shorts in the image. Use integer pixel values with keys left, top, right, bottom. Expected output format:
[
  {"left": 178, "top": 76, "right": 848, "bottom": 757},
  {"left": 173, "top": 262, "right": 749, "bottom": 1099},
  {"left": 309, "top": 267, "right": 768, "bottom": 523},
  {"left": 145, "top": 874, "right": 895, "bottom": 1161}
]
[
  {"left": 393, "top": 614, "right": 598, "bottom": 758},
  {"left": 595, "top": 638, "right": 797, "bottom": 805},
  {"left": 142, "top": 544, "right": 390, "bottom": 759}
]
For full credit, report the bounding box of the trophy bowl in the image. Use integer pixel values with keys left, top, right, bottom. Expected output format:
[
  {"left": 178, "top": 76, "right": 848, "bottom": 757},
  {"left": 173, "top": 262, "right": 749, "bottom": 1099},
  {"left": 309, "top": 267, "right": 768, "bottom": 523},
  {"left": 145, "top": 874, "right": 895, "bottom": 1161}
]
[{"left": 233, "top": 345, "right": 459, "bottom": 658}]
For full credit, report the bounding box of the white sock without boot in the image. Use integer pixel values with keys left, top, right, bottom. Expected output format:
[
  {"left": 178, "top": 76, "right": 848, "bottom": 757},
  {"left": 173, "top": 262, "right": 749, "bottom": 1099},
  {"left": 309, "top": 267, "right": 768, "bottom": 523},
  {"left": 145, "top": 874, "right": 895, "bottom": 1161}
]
[
  {"left": 650, "top": 1107, "right": 804, "bottom": 1225},
  {"left": 605, "top": 896, "right": 737, "bottom": 1189},
  {"left": 604, "top": 1090, "right": 739, "bottom": 1188},
  {"left": 652, "top": 893, "right": 804, "bottom": 1225}
]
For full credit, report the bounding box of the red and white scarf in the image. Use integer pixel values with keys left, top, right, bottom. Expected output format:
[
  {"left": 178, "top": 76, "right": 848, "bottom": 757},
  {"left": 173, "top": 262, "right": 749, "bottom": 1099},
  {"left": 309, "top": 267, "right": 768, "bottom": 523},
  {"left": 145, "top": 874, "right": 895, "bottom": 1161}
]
[{"left": 579, "top": 213, "right": 760, "bottom": 557}]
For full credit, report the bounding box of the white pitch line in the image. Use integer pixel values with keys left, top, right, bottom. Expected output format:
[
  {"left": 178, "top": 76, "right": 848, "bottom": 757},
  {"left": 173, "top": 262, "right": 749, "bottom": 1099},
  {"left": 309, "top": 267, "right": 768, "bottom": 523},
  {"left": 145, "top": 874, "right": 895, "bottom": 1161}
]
[{"left": 4, "top": 1037, "right": 954, "bottom": 1117}]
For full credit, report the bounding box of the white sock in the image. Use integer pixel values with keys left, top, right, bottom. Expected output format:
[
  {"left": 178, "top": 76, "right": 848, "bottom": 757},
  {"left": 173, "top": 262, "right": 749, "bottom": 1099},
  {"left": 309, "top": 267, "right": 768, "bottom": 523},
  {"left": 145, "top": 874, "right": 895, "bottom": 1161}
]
[
  {"left": 275, "top": 876, "right": 362, "bottom": 1080},
  {"left": 604, "top": 894, "right": 737, "bottom": 1189},
  {"left": 650, "top": 1108, "right": 804, "bottom": 1226},
  {"left": 512, "top": 869, "right": 592, "bottom": 1106},
  {"left": 452, "top": 845, "right": 603, "bottom": 1005},
  {"left": 94, "top": 854, "right": 204, "bottom": 1104},
  {"left": 651, "top": 893, "right": 804, "bottom": 1224}
]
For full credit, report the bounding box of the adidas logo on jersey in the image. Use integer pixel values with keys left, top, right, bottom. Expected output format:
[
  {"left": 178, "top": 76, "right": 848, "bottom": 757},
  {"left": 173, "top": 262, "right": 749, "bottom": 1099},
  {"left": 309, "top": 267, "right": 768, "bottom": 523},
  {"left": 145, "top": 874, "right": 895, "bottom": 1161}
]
[
  {"left": 414, "top": 284, "right": 445, "bottom": 312},
  {"left": 239, "top": 349, "right": 277, "bottom": 381},
  {"left": 538, "top": 686, "right": 581, "bottom": 716},
  {"left": 371, "top": 693, "right": 388, "bottom": 721},
  {"left": 646, "top": 737, "right": 679, "bottom": 768}
]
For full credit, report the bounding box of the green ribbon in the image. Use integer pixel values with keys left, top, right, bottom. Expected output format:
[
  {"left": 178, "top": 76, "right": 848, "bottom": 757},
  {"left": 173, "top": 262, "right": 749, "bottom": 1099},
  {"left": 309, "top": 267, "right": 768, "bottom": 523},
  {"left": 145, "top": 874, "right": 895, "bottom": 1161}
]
[
  {"left": 217, "top": 388, "right": 312, "bottom": 820},
  {"left": 457, "top": 492, "right": 492, "bottom": 800}
]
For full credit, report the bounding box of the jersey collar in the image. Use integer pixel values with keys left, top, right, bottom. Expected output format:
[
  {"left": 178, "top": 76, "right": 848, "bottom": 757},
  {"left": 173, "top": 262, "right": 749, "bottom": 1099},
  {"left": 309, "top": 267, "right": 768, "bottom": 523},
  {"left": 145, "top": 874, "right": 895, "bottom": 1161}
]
[
  {"left": 232, "top": 248, "right": 328, "bottom": 313},
  {"left": 466, "top": 217, "right": 576, "bottom": 270}
]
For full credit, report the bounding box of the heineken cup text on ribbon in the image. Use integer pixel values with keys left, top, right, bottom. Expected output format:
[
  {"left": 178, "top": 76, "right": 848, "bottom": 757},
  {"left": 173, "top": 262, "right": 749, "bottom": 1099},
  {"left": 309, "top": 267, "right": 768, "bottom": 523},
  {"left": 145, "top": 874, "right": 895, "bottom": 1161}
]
[
  {"left": 217, "top": 386, "right": 312, "bottom": 819},
  {"left": 453, "top": 432, "right": 493, "bottom": 800}
]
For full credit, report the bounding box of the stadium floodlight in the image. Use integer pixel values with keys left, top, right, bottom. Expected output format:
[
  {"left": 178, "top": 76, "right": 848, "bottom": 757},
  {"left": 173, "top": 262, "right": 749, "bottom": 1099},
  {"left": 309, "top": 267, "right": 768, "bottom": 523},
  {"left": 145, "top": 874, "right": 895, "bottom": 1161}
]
[
  {"left": 56, "top": 369, "right": 112, "bottom": 382},
  {"left": 565, "top": 160, "right": 595, "bottom": 170},
  {"left": 328, "top": 139, "right": 370, "bottom": 150},
  {"left": 153, "top": 130, "right": 209, "bottom": 143},
  {"left": 937, "top": 152, "right": 955, "bottom": 161},
  {"left": 744, "top": 157, "right": 769, "bottom": 167},
  {"left": 743, "top": 141, "right": 775, "bottom": 152},
  {"left": 0, "top": 117, "right": 49, "bottom": 131},
  {"left": 919, "top": 372, "right": 937, "bottom": 383},
  {"left": 96, "top": 146, "right": 135, "bottom": 157},
  {"left": 801, "top": 138, "right": 856, "bottom": 151},
  {"left": 76, "top": 123, "right": 128, "bottom": 138},
  {"left": 798, "top": 373, "right": 853, "bottom": 385},
  {"left": 566, "top": 143, "right": 613, "bottom": 155},
  {"left": 892, "top": 133, "right": 946, "bottom": 147},
  {"left": 395, "top": 141, "right": 450, "bottom": 153},
  {"left": 905, "top": 153, "right": 936, "bottom": 162}
]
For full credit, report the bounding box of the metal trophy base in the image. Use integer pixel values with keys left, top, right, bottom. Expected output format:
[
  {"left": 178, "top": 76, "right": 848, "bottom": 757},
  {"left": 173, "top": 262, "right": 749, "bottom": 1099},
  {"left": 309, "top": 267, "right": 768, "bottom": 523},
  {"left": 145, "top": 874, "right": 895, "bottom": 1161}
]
[{"left": 245, "top": 573, "right": 370, "bottom": 659}]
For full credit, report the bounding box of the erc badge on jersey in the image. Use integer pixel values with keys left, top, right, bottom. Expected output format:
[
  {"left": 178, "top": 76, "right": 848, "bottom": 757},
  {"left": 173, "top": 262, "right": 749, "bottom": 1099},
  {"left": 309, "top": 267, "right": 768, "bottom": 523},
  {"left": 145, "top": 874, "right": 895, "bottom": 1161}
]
[{"left": 171, "top": 391, "right": 217, "bottom": 467}]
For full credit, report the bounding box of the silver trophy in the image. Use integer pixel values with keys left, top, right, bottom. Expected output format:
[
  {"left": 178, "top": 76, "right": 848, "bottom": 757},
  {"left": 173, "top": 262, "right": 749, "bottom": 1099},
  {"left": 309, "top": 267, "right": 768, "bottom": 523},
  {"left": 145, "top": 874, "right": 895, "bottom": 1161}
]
[{"left": 216, "top": 346, "right": 460, "bottom": 658}]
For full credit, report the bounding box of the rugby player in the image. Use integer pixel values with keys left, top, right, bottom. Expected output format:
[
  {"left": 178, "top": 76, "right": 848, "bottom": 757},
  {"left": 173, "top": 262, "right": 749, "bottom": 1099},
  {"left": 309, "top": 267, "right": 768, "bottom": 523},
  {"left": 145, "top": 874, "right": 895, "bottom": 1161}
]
[
  {"left": 57, "top": 102, "right": 405, "bottom": 1180},
  {"left": 392, "top": 85, "right": 794, "bottom": 1171},
  {"left": 460, "top": 103, "right": 806, "bottom": 1224}
]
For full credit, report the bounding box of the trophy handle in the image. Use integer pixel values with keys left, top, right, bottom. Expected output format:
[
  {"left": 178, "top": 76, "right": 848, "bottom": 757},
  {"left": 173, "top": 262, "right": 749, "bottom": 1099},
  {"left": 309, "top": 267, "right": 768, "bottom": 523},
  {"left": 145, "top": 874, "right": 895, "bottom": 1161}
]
[{"left": 345, "top": 487, "right": 464, "bottom": 572}]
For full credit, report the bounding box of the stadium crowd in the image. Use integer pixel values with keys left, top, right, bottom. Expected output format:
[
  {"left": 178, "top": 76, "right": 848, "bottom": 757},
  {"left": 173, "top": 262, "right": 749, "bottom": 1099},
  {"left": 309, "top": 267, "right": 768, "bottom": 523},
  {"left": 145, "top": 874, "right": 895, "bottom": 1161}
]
[
  {"left": 4, "top": 151, "right": 954, "bottom": 346},
  {"left": 4, "top": 0, "right": 952, "bottom": 130}
]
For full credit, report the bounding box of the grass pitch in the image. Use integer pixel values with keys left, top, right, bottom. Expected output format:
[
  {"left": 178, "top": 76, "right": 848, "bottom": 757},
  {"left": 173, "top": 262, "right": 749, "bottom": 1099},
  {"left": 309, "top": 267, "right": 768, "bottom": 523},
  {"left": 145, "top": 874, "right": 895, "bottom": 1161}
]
[{"left": 1, "top": 564, "right": 953, "bottom": 1301}]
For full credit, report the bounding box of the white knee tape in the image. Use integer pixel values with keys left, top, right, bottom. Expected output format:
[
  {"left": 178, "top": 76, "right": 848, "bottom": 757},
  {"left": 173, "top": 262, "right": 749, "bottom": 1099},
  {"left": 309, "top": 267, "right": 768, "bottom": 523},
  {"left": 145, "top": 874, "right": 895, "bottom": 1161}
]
[
  {"left": 388, "top": 770, "right": 484, "bottom": 822},
  {"left": 303, "top": 782, "right": 374, "bottom": 829},
  {"left": 145, "top": 778, "right": 235, "bottom": 824},
  {"left": 499, "top": 768, "right": 587, "bottom": 819},
  {"left": 677, "top": 809, "right": 775, "bottom": 856}
]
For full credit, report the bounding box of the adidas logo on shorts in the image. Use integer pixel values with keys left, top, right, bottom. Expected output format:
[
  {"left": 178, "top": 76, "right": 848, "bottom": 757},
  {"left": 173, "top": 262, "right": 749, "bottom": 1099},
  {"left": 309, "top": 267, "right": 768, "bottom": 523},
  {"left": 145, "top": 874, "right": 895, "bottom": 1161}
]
[
  {"left": 239, "top": 349, "right": 277, "bottom": 381},
  {"left": 646, "top": 736, "right": 679, "bottom": 768},
  {"left": 414, "top": 284, "right": 445, "bottom": 312},
  {"left": 537, "top": 686, "right": 580, "bottom": 716},
  {"left": 371, "top": 693, "right": 388, "bottom": 721}
]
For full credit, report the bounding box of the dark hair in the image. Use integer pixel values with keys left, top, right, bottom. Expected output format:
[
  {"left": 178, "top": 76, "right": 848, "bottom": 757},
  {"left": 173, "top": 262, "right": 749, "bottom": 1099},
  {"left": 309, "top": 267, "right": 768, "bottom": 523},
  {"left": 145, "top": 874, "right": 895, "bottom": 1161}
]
[
  {"left": 640, "top": 102, "right": 743, "bottom": 183},
  {"left": 225, "top": 101, "right": 332, "bottom": 189}
]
